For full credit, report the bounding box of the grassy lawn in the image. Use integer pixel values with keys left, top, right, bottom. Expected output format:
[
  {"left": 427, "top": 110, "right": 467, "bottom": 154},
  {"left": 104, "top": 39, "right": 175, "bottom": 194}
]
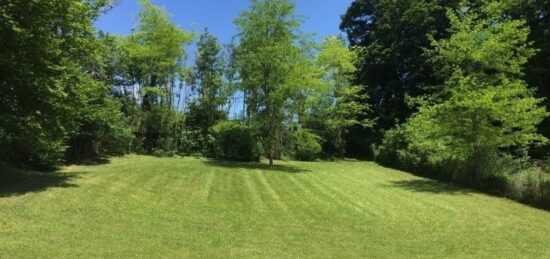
[{"left": 1, "top": 155, "right": 550, "bottom": 258}]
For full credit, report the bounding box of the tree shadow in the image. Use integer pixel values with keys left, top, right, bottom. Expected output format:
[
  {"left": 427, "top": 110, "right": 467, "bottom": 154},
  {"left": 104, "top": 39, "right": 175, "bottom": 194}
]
[
  {"left": 0, "top": 165, "right": 79, "bottom": 197},
  {"left": 386, "top": 179, "right": 472, "bottom": 195},
  {"left": 66, "top": 155, "right": 111, "bottom": 166},
  {"left": 203, "top": 159, "right": 311, "bottom": 174}
]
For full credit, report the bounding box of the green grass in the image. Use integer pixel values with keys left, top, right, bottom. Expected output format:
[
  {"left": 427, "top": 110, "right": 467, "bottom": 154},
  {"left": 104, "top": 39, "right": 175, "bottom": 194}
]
[{"left": 1, "top": 156, "right": 550, "bottom": 258}]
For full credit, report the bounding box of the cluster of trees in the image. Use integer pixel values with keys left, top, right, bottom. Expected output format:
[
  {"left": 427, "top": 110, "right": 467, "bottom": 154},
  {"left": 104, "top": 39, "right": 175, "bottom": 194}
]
[
  {"left": 341, "top": 0, "right": 550, "bottom": 155},
  {"left": 233, "top": 0, "right": 371, "bottom": 165},
  {"left": 1, "top": 0, "right": 132, "bottom": 169},
  {"left": 341, "top": 0, "right": 550, "bottom": 206},
  {"left": 1, "top": 0, "right": 371, "bottom": 170}
]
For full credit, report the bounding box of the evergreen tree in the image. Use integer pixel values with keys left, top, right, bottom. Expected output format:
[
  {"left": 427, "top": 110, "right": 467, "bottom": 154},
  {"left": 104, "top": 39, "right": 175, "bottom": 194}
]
[{"left": 187, "top": 29, "right": 227, "bottom": 148}]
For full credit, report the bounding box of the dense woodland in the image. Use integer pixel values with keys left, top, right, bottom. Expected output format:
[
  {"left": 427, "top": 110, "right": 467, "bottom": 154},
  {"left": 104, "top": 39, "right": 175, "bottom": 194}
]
[{"left": 1, "top": 0, "right": 549, "bottom": 208}]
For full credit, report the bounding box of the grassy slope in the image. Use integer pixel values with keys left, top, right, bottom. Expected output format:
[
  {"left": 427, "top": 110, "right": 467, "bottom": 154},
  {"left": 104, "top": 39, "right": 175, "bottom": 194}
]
[{"left": 1, "top": 156, "right": 549, "bottom": 258}]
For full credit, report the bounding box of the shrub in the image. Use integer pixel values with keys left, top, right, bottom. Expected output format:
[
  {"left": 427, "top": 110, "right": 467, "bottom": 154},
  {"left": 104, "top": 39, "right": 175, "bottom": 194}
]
[
  {"left": 209, "top": 121, "right": 260, "bottom": 162},
  {"left": 375, "top": 126, "right": 414, "bottom": 168},
  {"left": 376, "top": 124, "right": 550, "bottom": 208},
  {"left": 177, "top": 130, "right": 205, "bottom": 156},
  {"left": 0, "top": 124, "right": 67, "bottom": 171},
  {"left": 505, "top": 168, "right": 550, "bottom": 209},
  {"left": 292, "top": 130, "right": 322, "bottom": 161}
]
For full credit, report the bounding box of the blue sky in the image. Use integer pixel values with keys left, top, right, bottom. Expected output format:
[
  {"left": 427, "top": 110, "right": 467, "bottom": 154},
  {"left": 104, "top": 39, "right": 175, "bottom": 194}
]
[{"left": 95, "top": 0, "right": 353, "bottom": 45}]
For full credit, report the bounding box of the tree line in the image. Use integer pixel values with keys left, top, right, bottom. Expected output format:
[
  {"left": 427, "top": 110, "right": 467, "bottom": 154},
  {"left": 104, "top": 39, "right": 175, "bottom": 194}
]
[
  {"left": 0, "top": 0, "right": 370, "bottom": 169},
  {"left": 1, "top": 0, "right": 549, "bottom": 207},
  {"left": 342, "top": 0, "right": 550, "bottom": 207}
]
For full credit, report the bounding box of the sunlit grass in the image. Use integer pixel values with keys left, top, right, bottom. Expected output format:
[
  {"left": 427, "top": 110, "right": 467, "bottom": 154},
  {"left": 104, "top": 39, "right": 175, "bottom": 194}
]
[{"left": 1, "top": 155, "right": 549, "bottom": 258}]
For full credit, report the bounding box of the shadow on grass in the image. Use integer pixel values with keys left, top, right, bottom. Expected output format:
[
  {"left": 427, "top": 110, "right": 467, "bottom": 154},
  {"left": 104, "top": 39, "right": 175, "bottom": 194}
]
[
  {"left": 203, "top": 159, "right": 311, "bottom": 174},
  {"left": 387, "top": 179, "right": 472, "bottom": 195},
  {"left": 0, "top": 165, "right": 79, "bottom": 197},
  {"left": 66, "top": 155, "right": 111, "bottom": 166}
]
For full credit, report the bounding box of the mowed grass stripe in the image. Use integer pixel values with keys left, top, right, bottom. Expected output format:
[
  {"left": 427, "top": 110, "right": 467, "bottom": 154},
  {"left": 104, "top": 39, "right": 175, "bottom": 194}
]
[
  {"left": 241, "top": 171, "right": 266, "bottom": 211},
  {"left": 1, "top": 155, "right": 550, "bottom": 258}
]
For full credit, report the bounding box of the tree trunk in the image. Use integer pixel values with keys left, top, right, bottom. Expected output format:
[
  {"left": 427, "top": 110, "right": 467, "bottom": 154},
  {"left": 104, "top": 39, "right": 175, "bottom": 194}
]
[
  {"left": 335, "top": 128, "right": 345, "bottom": 158},
  {"left": 268, "top": 122, "right": 275, "bottom": 167}
]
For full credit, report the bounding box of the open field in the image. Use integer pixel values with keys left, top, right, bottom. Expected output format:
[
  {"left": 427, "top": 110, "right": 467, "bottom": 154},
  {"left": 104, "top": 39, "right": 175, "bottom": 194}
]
[{"left": 1, "top": 155, "right": 550, "bottom": 258}]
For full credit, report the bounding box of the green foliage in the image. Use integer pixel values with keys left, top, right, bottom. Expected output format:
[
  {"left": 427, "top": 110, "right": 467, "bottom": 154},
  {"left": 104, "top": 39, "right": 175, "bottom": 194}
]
[
  {"left": 428, "top": 1, "right": 536, "bottom": 79},
  {"left": 67, "top": 74, "right": 133, "bottom": 162},
  {"left": 341, "top": 0, "right": 550, "bottom": 158},
  {"left": 184, "top": 102, "right": 226, "bottom": 155},
  {"left": 291, "top": 130, "right": 322, "bottom": 161},
  {"left": 416, "top": 1, "right": 545, "bottom": 165},
  {"left": 210, "top": 121, "right": 260, "bottom": 162},
  {"left": 0, "top": 0, "right": 125, "bottom": 169},
  {"left": 376, "top": 125, "right": 550, "bottom": 207},
  {"left": 124, "top": 0, "right": 193, "bottom": 97},
  {"left": 378, "top": 1, "right": 549, "bottom": 188},
  {"left": 375, "top": 126, "right": 416, "bottom": 168},
  {"left": 316, "top": 36, "right": 373, "bottom": 157},
  {"left": 340, "top": 0, "right": 460, "bottom": 135},
  {"left": 234, "top": 0, "right": 322, "bottom": 165},
  {"left": 506, "top": 168, "right": 550, "bottom": 207},
  {"left": 405, "top": 75, "right": 547, "bottom": 167},
  {"left": 501, "top": 0, "right": 550, "bottom": 147},
  {"left": 176, "top": 129, "right": 205, "bottom": 156},
  {"left": 114, "top": 0, "right": 193, "bottom": 154},
  {"left": 187, "top": 29, "right": 230, "bottom": 153},
  {"left": 138, "top": 105, "right": 185, "bottom": 154},
  {"left": 192, "top": 29, "right": 228, "bottom": 109}
]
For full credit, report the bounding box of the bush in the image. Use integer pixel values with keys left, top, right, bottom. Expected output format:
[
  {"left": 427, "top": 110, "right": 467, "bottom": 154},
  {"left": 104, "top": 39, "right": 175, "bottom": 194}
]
[
  {"left": 209, "top": 121, "right": 260, "bottom": 162},
  {"left": 177, "top": 130, "right": 205, "bottom": 156},
  {"left": 375, "top": 126, "right": 414, "bottom": 168},
  {"left": 292, "top": 130, "right": 322, "bottom": 161},
  {"left": 505, "top": 168, "right": 550, "bottom": 209},
  {"left": 0, "top": 123, "right": 67, "bottom": 171},
  {"left": 375, "top": 124, "right": 550, "bottom": 209}
]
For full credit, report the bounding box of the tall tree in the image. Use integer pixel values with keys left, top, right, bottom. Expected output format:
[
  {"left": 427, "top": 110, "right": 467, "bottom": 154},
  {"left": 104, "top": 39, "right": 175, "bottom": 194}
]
[
  {"left": 234, "top": 0, "right": 316, "bottom": 166},
  {"left": 187, "top": 29, "right": 227, "bottom": 144},
  {"left": 340, "top": 0, "right": 460, "bottom": 140},
  {"left": 125, "top": 0, "right": 193, "bottom": 108},
  {"left": 317, "top": 36, "right": 373, "bottom": 157},
  {"left": 121, "top": 0, "right": 193, "bottom": 153}
]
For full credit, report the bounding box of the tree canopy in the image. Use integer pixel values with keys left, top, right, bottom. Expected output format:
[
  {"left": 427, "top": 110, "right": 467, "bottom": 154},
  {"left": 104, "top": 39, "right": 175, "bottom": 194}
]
[{"left": 234, "top": 0, "right": 323, "bottom": 165}]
